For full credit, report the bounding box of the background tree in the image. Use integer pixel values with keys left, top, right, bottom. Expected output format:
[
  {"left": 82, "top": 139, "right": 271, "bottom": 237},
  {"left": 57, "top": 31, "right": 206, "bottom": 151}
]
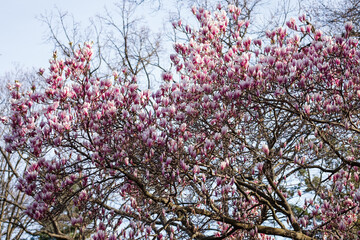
[
  {"left": 40, "top": 0, "right": 163, "bottom": 90},
  {"left": 302, "top": 0, "right": 360, "bottom": 38}
]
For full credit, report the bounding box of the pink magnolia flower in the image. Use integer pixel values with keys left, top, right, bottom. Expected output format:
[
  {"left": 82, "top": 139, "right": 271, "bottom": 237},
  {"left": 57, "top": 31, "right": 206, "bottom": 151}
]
[{"left": 262, "top": 144, "right": 270, "bottom": 156}]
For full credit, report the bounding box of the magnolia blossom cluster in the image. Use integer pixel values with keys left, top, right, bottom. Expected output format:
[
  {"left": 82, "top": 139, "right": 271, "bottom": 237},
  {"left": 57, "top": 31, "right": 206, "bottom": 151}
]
[{"left": 4, "top": 4, "right": 360, "bottom": 240}]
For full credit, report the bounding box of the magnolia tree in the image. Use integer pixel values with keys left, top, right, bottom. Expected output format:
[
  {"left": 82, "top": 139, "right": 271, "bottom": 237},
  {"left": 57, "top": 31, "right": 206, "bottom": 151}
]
[
  {"left": 4, "top": 4, "right": 360, "bottom": 240},
  {"left": 0, "top": 71, "right": 46, "bottom": 239}
]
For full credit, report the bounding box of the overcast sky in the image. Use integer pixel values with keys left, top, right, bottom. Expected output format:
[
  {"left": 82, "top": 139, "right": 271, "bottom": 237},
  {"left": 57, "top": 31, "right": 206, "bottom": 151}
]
[
  {"left": 0, "top": 0, "right": 127, "bottom": 76},
  {"left": 0, "top": 0, "right": 283, "bottom": 78}
]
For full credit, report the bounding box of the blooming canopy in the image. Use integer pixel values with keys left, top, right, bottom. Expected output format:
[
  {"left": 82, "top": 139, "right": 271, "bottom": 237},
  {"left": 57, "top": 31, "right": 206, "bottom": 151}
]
[{"left": 4, "top": 4, "right": 360, "bottom": 240}]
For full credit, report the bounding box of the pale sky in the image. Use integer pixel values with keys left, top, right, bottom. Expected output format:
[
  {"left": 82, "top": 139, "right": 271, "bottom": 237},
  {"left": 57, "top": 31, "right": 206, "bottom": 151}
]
[
  {"left": 0, "top": 0, "right": 130, "bottom": 76},
  {"left": 0, "top": 0, "right": 284, "bottom": 78}
]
